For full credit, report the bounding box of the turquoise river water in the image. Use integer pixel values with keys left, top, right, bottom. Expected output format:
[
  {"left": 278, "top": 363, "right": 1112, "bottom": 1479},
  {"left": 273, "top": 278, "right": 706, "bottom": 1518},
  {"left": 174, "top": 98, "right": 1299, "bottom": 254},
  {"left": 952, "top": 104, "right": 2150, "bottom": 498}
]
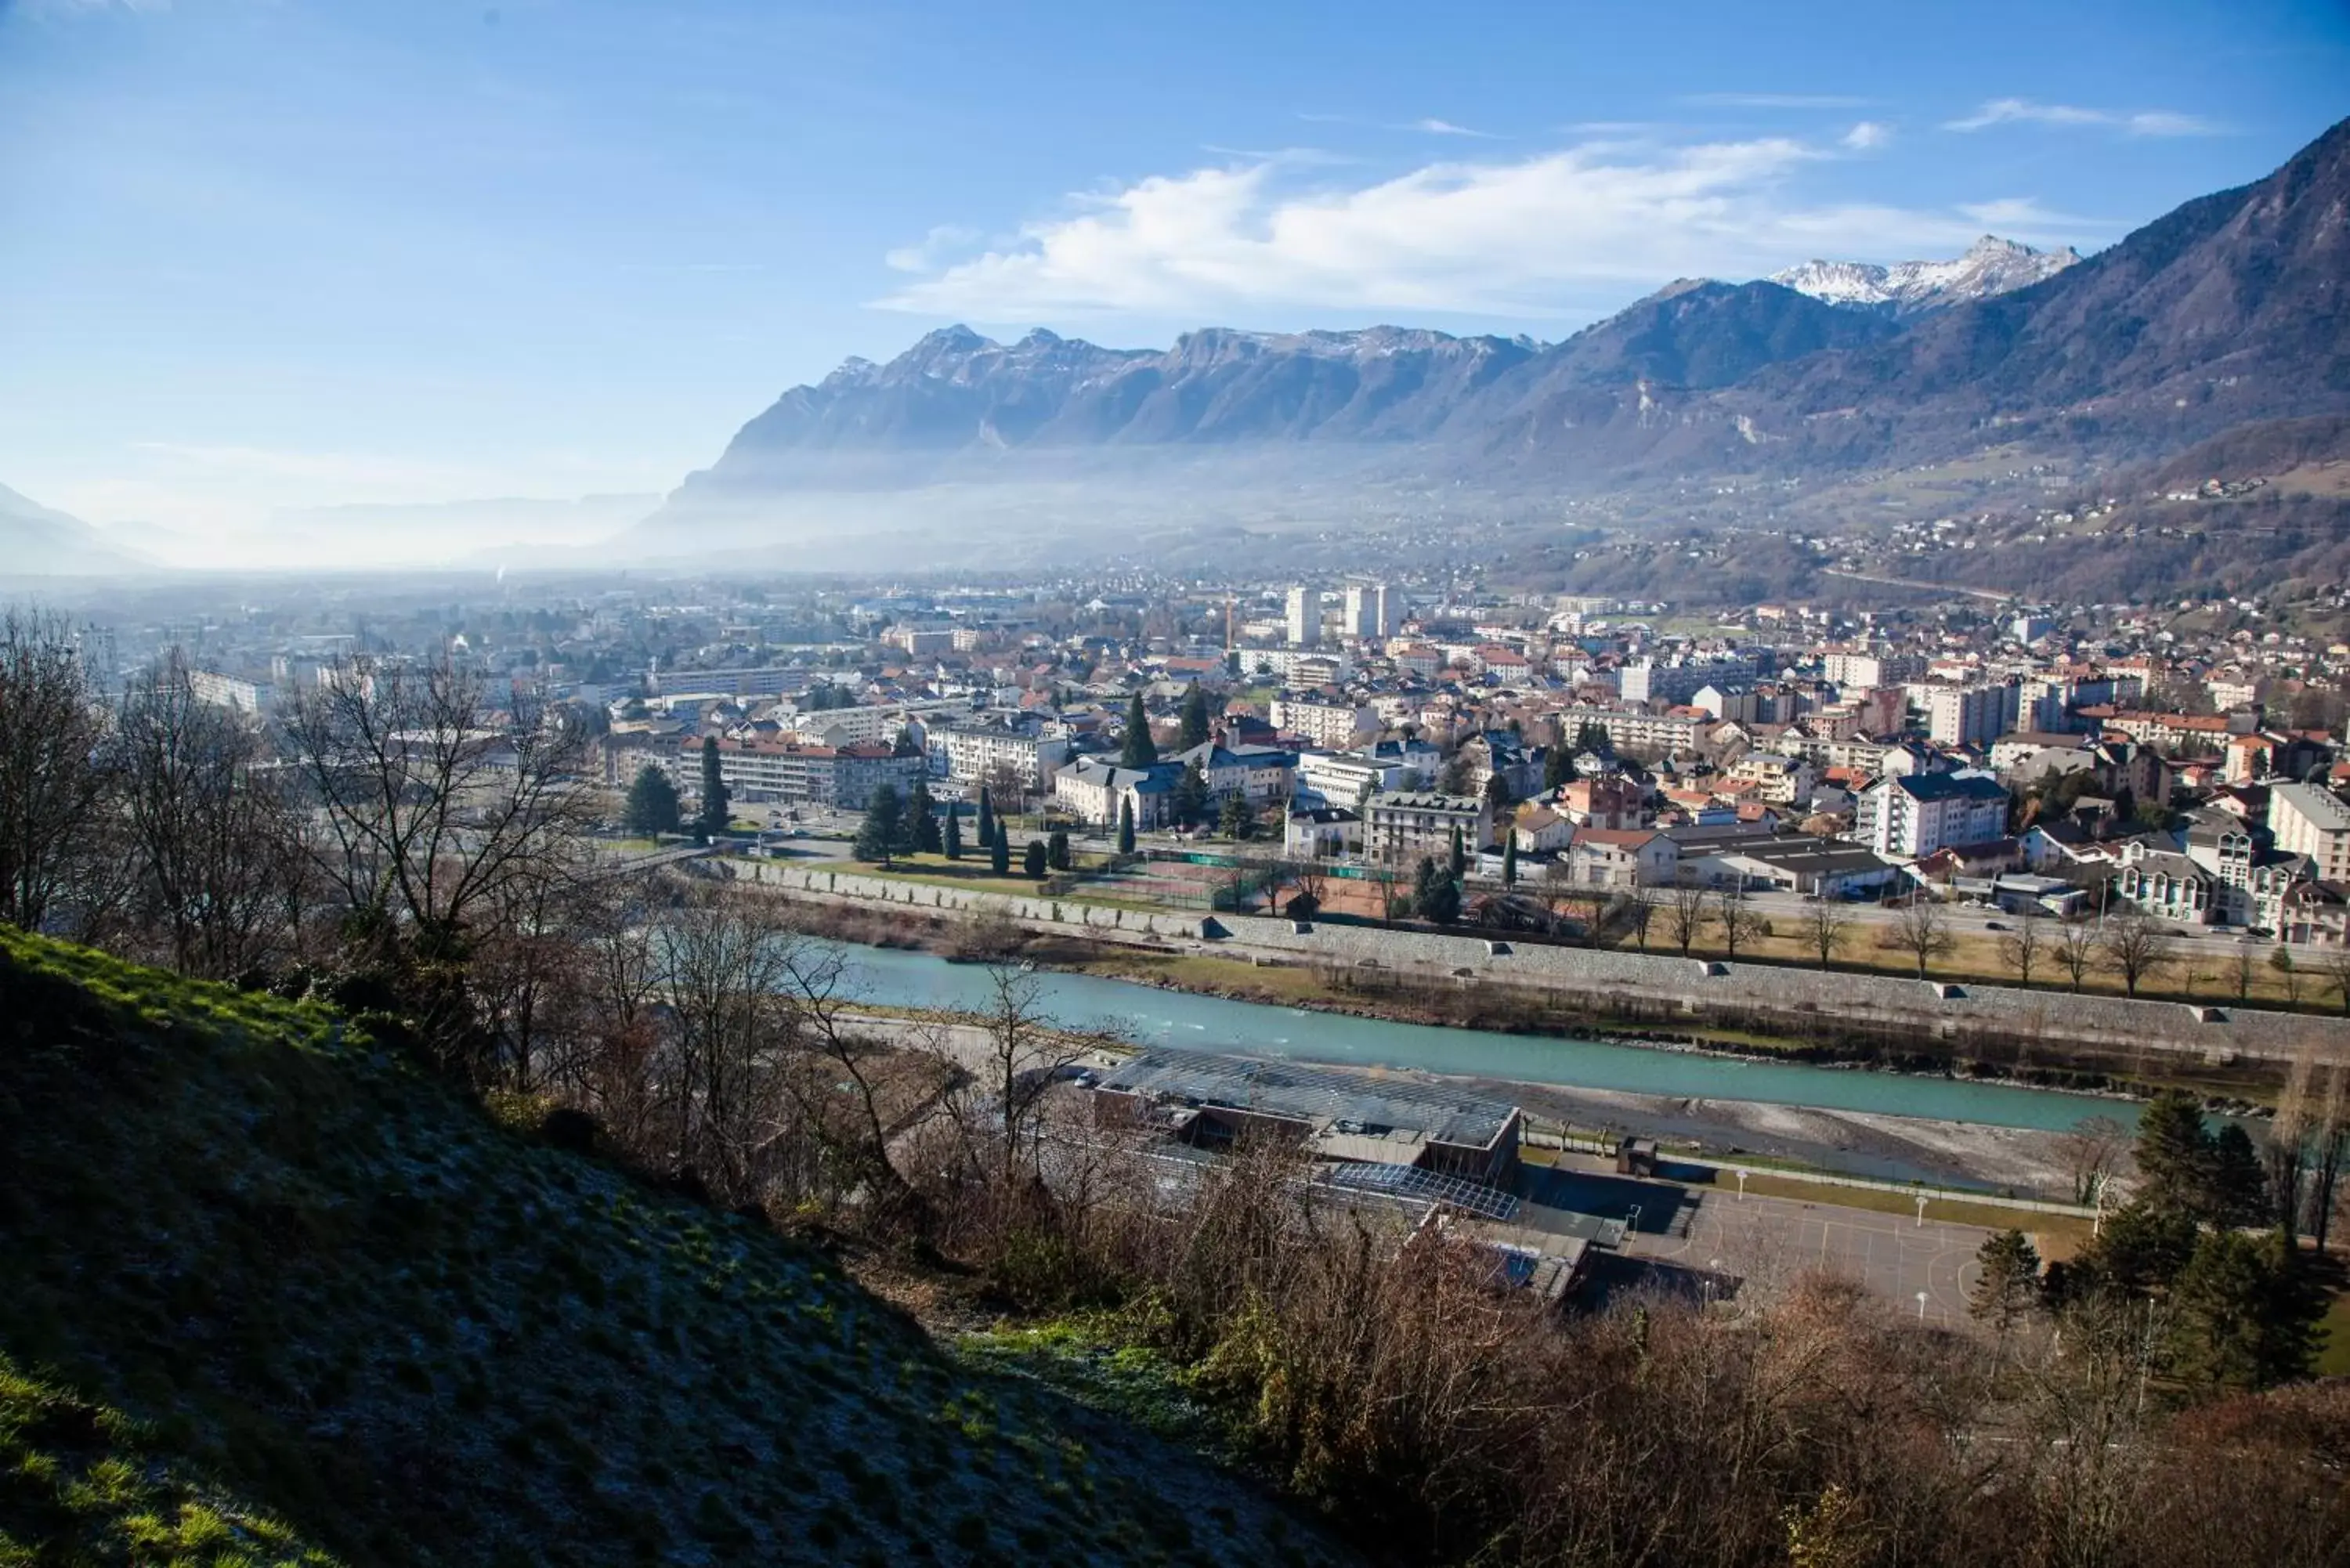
[{"left": 831, "top": 944, "right": 2135, "bottom": 1138}]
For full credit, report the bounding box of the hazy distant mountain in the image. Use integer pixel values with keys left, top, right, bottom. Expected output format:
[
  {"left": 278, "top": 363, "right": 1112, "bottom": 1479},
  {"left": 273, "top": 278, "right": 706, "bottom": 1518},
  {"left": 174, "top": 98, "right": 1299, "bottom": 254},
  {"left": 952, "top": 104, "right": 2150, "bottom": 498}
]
[
  {"left": 1770, "top": 236, "right": 2082, "bottom": 318},
  {"left": 0, "top": 484, "right": 144, "bottom": 576},
  {"left": 660, "top": 114, "right": 2350, "bottom": 535}
]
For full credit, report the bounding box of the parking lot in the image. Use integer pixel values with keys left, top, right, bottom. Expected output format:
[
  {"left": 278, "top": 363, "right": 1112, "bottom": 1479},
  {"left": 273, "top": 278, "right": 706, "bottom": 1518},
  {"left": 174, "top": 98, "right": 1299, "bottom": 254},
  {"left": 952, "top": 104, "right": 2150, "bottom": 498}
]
[{"left": 1517, "top": 1155, "right": 1995, "bottom": 1324}]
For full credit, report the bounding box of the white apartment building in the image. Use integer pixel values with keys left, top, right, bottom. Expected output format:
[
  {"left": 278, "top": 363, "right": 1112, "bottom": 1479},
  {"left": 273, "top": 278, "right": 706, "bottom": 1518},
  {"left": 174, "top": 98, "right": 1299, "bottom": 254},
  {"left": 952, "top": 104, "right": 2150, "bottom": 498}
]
[
  {"left": 1918, "top": 681, "right": 2020, "bottom": 748},
  {"left": 1285, "top": 586, "right": 1321, "bottom": 648},
  {"left": 1849, "top": 771, "right": 2010, "bottom": 860},
  {"left": 1341, "top": 583, "right": 1402, "bottom": 639},
  {"left": 187, "top": 670, "right": 273, "bottom": 714},
  {"left": 1619, "top": 653, "right": 1766, "bottom": 706},
  {"left": 1820, "top": 651, "right": 1924, "bottom": 690},
  {"left": 1362, "top": 792, "right": 1492, "bottom": 864},
  {"left": 1239, "top": 648, "right": 1354, "bottom": 684},
  {"left": 1269, "top": 696, "right": 1374, "bottom": 749},
  {"left": 1296, "top": 748, "right": 1430, "bottom": 804},
  {"left": 1557, "top": 705, "right": 1705, "bottom": 756},
  {"left": 2269, "top": 782, "right": 2350, "bottom": 881},
  {"left": 927, "top": 724, "right": 1071, "bottom": 792}
]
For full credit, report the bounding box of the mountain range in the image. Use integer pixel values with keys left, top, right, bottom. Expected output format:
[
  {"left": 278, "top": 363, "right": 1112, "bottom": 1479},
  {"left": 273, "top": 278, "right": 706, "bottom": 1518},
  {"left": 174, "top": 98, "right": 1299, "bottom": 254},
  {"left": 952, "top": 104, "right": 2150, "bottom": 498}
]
[
  {"left": 659, "top": 115, "right": 2349, "bottom": 539},
  {"left": 0, "top": 484, "right": 143, "bottom": 577}
]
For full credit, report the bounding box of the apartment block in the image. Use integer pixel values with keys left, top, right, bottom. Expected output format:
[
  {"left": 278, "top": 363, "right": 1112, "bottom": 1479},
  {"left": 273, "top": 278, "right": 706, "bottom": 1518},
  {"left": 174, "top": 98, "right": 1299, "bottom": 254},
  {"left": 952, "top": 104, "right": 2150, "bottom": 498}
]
[{"left": 2269, "top": 781, "right": 2350, "bottom": 881}]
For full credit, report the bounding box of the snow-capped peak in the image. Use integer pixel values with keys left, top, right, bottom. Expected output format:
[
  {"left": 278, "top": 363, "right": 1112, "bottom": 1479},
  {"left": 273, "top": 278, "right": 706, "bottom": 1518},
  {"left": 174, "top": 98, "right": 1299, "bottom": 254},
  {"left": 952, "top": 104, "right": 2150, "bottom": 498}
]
[{"left": 1770, "top": 236, "right": 2082, "bottom": 316}]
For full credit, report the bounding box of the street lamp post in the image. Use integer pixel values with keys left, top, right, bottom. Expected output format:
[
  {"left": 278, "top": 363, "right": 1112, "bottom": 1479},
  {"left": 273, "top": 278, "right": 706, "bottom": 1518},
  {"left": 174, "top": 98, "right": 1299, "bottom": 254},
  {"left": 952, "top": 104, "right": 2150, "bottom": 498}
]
[
  {"left": 1915, "top": 1290, "right": 1929, "bottom": 1323},
  {"left": 1914, "top": 1192, "right": 1929, "bottom": 1228}
]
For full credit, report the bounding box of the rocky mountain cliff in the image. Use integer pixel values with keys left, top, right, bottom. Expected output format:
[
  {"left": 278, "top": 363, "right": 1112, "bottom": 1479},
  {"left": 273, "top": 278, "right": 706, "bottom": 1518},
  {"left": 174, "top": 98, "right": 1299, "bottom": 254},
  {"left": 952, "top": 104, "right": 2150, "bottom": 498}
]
[{"left": 1770, "top": 236, "right": 2082, "bottom": 317}]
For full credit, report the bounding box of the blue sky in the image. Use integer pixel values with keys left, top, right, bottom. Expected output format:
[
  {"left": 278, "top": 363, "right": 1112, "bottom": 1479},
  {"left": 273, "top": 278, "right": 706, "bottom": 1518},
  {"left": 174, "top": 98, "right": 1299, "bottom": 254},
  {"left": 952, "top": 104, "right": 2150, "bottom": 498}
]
[{"left": 1, "top": 0, "right": 2345, "bottom": 560}]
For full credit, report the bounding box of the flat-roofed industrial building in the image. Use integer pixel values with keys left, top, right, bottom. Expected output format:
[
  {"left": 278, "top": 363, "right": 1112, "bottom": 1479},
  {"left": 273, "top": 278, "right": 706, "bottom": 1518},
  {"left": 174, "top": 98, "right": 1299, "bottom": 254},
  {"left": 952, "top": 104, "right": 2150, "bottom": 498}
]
[{"left": 1090, "top": 1049, "right": 1522, "bottom": 1187}]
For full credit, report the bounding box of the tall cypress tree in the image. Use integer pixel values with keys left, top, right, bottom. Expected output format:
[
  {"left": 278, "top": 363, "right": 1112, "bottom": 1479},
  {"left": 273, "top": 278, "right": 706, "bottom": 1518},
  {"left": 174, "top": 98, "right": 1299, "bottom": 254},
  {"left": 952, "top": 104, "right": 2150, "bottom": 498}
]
[
  {"left": 1178, "top": 684, "right": 1211, "bottom": 749},
  {"left": 976, "top": 786, "right": 995, "bottom": 848},
  {"left": 697, "top": 737, "right": 730, "bottom": 840},
  {"left": 943, "top": 804, "right": 964, "bottom": 861},
  {"left": 989, "top": 821, "right": 1011, "bottom": 876},
  {"left": 1120, "top": 693, "right": 1158, "bottom": 768},
  {"left": 1502, "top": 833, "right": 1518, "bottom": 887},
  {"left": 1116, "top": 797, "right": 1136, "bottom": 855},
  {"left": 1448, "top": 822, "right": 1466, "bottom": 880},
  {"left": 907, "top": 777, "right": 942, "bottom": 854}
]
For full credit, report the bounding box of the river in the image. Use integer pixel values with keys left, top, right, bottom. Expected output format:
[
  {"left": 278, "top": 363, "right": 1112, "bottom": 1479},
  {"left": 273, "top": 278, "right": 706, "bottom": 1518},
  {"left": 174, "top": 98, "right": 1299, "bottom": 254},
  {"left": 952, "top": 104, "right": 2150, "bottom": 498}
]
[{"left": 830, "top": 944, "right": 2135, "bottom": 1140}]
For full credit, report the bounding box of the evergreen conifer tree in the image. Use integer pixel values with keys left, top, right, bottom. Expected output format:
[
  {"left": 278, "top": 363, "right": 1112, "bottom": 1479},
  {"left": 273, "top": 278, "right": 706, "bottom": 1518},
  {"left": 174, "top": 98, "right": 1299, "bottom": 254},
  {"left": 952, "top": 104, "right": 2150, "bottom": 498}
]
[
  {"left": 989, "top": 821, "right": 1011, "bottom": 876},
  {"left": 1116, "top": 797, "right": 1135, "bottom": 854},
  {"left": 1413, "top": 855, "right": 1460, "bottom": 925},
  {"left": 907, "top": 778, "right": 942, "bottom": 854},
  {"left": 1448, "top": 823, "right": 1466, "bottom": 880},
  {"left": 1172, "top": 761, "right": 1209, "bottom": 827},
  {"left": 1047, "top": 829, "right": 1071, "bottom": 871},
  {"left": 1543, "top": 745, "right": 1576, "bottom": 791},
  {"left": 1022, "top": 839, "right": 1048, "bottom": 879},
  {"left": 944, "top": 804, "right": 964, "bottom": 861},
  {"left": 697, "top": 737, "right": 730, "bottom": 840},
  {"left": 976, "top": 786, "right": 995, "bottom": 847},
  {"left": 1967, "top": 1230, "right": 2042, "bottom": 1334},
  {"left": 852, "top": 783, "right": 902, "bottom": 866},
  {"left": 624, "top": 763, "right": 682, "bottom": 836},
  {"left": 1502, "top": 833, "right": 1518, "bottom": 887},
  {"left": 1179, "top": 684, "right": 1211, "bottom": 748},
  {"left": 1218, "top": 792, "right": 1251, "bottom": 840},
  {"left": 1119, "top": 693, "right": 1158, "bottom": 768}
]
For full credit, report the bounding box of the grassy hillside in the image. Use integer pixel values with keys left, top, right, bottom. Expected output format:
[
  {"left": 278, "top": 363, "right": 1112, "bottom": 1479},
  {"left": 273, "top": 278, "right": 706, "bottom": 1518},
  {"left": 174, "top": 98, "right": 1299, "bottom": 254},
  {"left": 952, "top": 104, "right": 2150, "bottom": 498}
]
[{"left": 0, "top": 929, "right": 1345, "bottom": 1566}]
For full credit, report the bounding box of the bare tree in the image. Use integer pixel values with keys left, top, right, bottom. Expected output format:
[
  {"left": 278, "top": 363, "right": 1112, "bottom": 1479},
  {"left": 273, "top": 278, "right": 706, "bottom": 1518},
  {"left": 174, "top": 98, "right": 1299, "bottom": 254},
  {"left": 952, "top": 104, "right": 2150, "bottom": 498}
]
[
  {"left": 771, "top": 932, "right": 932, "bottom": 1230},
  {"left": 953, "top": 962, "right": 1109, "bottom": 1188},
  {"left": 2317, "top": 942, "right": 2350, "bottom": 1017},
  {"left": 1624, "top": 883, "right": 1658, "bottom": 952},
  {"left": 0, "top": 610, "right": 116, "bottom": 934},
  {"left": 1664, "top": 882, "right": 1711, "bottom": 956},
  {"left": 2308, "top": 1060, "right": 2348, "bottom": 1252},
  {"left": 111, "top": 652, "right": 301, "bottom": 978},
  {"left": 1998, "top": 905, "right": 2047, "bottom": 990},
  {"left": 2268, "top": 1039, "right": 2318, "bottom": 1237},
  {"left": 983, "top": 759, "right": 1027, "bottom": 819},
  {"left": 2097, "top": 909, "right": 2167, "bottom": 998},
  {"left": 1714, "top": 883, "right": 1765, "bottom": 957},
  {"left": 1802, "top": 899, "right": 1852, "bottom": 970},
  {"left": 653, "top": 891, "right": 800, "bottom": 1204},
  {"left": 284, "top": 657, "right": 592, "bottom": 964},
  {"left": 1882, "top": 894, "right": 1955, "bottom": 980},
  {"left": 2052, "top": 1115, "right": 2131, "bottom": 1205},
  {"left": 2269, "top": 945, "right": 2303, "bottom": 1005},
  {"left": 2055, "top": 916, "right": 2099, "bottom": 992},
  {"left": 2226, "top": 942, "right": 2256, "bottom": 1003}
]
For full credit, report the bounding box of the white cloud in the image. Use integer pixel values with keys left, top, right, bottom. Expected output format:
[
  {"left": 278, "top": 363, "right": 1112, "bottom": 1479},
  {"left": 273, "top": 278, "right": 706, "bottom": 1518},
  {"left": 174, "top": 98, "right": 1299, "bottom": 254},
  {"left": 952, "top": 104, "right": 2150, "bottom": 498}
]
[
  {"left": 1841, "top": 121, "right": 1891, "bottom": 150},
  {"left": 876, "top": 134, "right": 2095, "bottom": 321},
  {"left": 1945, "top": 98, "right": 2222, "bottom": 136},
  {"left": 1408, "top": 117, "right": 1499, "bottom": 139}
]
